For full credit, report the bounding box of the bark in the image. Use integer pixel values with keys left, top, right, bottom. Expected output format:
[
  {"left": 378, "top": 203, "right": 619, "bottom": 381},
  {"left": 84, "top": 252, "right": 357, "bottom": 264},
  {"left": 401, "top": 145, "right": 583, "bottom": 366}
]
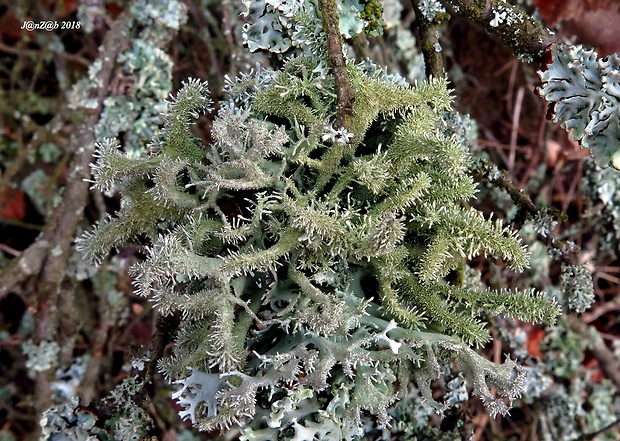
[
  {"left": 447, "top": 0, "right": 556, "bottom": 62},
  {"left": 412, "top": 0, "right": 449, "bottom": 78},
  {"left": 319, "top": 0, "right": 355, "bottom": 131}
]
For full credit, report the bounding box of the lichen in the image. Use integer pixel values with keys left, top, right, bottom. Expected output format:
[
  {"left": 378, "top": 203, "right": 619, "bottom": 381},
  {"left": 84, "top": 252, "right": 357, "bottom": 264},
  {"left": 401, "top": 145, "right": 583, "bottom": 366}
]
[
  {"left": 74, "top": 2, "right": 563, "bottom": 439},
  {"left": 79, "top": 60, "right": 558, "bottom": 441},
  {"left": 537, "top": 44, "right": 620, "bottom": 169}
]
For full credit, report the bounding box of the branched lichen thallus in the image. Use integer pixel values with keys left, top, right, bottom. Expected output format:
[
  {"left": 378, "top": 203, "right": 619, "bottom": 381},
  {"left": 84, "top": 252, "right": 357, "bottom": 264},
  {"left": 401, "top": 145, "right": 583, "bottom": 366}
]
[{"left": 77, "top": 58, "right": 560, "bottom": 438}]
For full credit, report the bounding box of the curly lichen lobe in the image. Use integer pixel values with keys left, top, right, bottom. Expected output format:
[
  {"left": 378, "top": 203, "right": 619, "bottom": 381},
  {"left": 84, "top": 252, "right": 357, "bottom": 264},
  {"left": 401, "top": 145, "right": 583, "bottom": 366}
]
[{"left": 538, "top": 44, "right": 620, "bottom": 169}]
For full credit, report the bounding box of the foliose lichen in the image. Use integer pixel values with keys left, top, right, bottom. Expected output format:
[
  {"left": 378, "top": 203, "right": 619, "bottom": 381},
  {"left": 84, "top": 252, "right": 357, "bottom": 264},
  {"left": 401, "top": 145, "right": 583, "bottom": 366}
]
[{"left": 537, "top": 44, "right": 620, "bottom": 169}]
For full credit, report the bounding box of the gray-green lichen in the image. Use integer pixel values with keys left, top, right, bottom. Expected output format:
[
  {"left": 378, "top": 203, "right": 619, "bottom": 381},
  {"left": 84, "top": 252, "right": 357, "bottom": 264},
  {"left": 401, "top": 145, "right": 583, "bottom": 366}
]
[
  {"left": 241, "top": 0, "right": 379, "bottom": 56},
  {"left": 75, "top": 3, "right": 561, "bottom": 438},
  {"left": 538, "top": 44, "right": 620, "bottom": 170},
  {"left": 70, "top": 0, "right": 184, "bottom": 157},
  {"left": 77, "top": 55, "right": 559, "bottom": 438},
  {"left": 22, "top": 340, "right": 60, "bottom": 379}
]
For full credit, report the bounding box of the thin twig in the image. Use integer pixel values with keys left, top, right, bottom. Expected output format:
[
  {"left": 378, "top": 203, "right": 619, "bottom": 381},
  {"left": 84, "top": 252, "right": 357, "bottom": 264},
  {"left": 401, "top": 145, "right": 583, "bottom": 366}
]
[
  {"left": 473, "top": 159, "right": 538, "bottom": 216},
  {"left": 0, "top": 41, "right": 91, "bottom": 67},
  {"left": 577, "top": 417, "right": 620, "bottom": 441},
  {"left": 563, "top": 162, "right": 581, "bottom": 214},
  {"left": 508, "top": 86, "right": 525, "bottom": 171},
  {"left": 0, "top": 243, "right": 20, "bottom": 257},
  {"left": 412, "top": 0, "right": 449, "bottom": 78},
  {"left": 505, "top": 59, "right": 518, "bottom": 118},
  {"left": 445, "top": 0, "right": 556, "bottom": 62},
  {"left": 318, "top": 0, "right": 355, "bottom": 130},
  {"left": 138, "top": 312, "right": 180, "bottom": 403}
]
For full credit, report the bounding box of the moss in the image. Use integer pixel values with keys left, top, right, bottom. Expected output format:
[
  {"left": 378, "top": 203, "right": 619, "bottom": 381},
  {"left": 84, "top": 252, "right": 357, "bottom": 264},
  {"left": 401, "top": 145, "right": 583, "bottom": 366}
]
[
  {"left": 360, "top": 0, "right": 386, "bottom": 36},
  {"left": 434, "top": 11, "right": 451, "bottom": 23}
]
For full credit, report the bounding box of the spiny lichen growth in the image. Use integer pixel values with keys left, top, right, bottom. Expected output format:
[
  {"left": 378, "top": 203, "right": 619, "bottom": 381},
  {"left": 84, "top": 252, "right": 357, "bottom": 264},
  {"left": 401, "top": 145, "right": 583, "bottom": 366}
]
[{"left": 77, "top": 52, "right": 559, "bottom": 436}]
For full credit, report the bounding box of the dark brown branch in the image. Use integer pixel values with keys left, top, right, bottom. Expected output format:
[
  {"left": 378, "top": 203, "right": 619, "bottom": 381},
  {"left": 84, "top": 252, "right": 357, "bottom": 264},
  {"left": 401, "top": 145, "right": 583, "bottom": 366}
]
[
  {"left": 412, "top": 0, "right": 449, "bottom": 78},
  {"left": 318, "top": 0, "right": 355, "bottom": 130},
  {"left": 145, "top": 314, "right": 181, "bottom": 384},
  {"left": 578, "top": 418, "right": 620, "bottom": 441},
  {"left": 87, "top": 313, "right": 179, "bottom": 422},
  {"left": 472, "top": 159, "right": 537, "bottom": 217},
  {"left": 446, "top": 0, "right": 556, "bottom": 62}
]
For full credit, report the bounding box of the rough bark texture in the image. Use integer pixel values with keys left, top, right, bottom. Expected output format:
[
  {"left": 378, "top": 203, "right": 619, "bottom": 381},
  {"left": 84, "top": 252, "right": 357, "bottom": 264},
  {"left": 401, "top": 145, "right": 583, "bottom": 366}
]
[
  {"left": 447, "top": 0, "right": 556, "bottom": 62},
  {"left": 319, "top": 0, "right": 355, "bottom": 130},
  {"left": 412, "top": 0, "right": 449, "bottom": 78}
]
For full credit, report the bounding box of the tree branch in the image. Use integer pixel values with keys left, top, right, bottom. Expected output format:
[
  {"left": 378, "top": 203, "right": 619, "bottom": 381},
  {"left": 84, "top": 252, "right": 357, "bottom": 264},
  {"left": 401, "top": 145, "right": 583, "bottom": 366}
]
[
  {"left": 145, "top": 313, "right": 181, "bottom": 389},
  {"left": 578, "top": 417, "right": 620, "bottom": 441},
  {"left": 318, "top": 0, "right": 355, "bottom": 130},
  {"left": 568, "top": 315, "right": 620, "bottom": 395},
  {"left": 446, "top": 0, "right": 556, "bottom": 62},
  {"left": 471, "top": 158, "right": 579, "bottom": 266},
  {"left": 412, "top": 0, "right": 449, "bottom": 78}
]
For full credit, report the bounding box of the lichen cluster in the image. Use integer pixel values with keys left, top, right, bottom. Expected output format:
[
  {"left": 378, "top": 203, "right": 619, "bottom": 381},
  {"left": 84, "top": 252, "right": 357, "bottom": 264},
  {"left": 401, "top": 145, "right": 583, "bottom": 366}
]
[
  {"left": 537, "top": 44, "right": 620, "bottom": 169},
  {"left": 78, "top": 49, "right": 559, "bottom": 441},
  {"left": 4, "top": 0, "right": 620, "bottom": 440}
]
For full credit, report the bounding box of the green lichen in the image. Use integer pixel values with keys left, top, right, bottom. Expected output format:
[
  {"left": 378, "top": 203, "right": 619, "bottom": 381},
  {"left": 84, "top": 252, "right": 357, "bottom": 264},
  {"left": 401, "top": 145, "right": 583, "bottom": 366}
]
[
  {"left": 78, "top": 52, "right": 559, "bottom": 436},
  {"left": 75, "top": 3, "right": 561, "bottom": 439},
  {"left": 360, "top": 0, "right": 385, "bottom": 36}
]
